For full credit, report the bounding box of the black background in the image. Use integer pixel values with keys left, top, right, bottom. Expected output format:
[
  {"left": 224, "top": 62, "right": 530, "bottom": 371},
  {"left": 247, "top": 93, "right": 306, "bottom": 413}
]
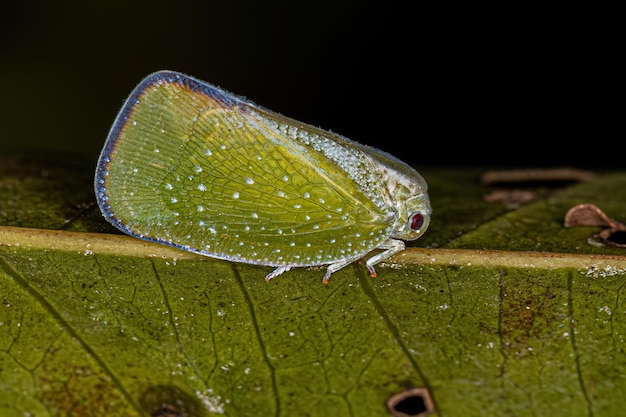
[{"left": 0, "top": 1, "right": 619, "bottom": 169}]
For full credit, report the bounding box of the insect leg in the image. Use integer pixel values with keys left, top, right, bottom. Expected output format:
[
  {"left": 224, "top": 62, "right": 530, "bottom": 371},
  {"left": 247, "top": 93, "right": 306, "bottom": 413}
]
[
  {"left": 321, "top": 258, "right": 359, "bottom": 284},
  {"left": 265, "top": 266, "right": 292, "bottom": 282},
  {"left": 365, "top": 239, "right": 406, "bottom": 277}
]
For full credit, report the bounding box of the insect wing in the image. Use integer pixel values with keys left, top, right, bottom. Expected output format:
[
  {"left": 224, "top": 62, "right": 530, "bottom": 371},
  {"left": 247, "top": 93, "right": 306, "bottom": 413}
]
[{"left": 95, "top": 71, "right": 394, "bottom": 268}]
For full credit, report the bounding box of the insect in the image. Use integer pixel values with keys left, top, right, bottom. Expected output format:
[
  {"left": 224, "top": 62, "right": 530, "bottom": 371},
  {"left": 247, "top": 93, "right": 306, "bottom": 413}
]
[{"left": 95, "top": 70, "right": 431, "bottom": 284}]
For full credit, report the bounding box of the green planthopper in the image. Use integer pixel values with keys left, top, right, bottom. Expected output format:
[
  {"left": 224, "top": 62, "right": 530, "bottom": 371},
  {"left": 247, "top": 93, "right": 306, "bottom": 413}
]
[{"left": 95, "top": 71, "right": 431, "bottom": 284}]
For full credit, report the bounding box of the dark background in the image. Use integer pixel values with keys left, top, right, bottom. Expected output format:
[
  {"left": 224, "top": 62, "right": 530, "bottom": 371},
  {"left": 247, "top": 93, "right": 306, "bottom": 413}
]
[{"left": 0, "top": 1, "right": 619, "bottom": 169}]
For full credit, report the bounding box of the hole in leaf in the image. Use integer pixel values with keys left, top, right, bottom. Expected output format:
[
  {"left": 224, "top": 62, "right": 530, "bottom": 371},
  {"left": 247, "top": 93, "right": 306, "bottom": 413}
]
[
  {"left": 607, "top": 230, "right": 626, "bottom": 245},
  {"left": 387, "top": 387, "right": 434, "bottom": 417}
]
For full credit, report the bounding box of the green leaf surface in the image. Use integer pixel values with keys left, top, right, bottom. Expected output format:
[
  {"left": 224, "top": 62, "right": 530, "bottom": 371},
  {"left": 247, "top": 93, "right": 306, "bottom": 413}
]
[{"left": 1, "top": 150, "right": 626, "bottom": 417}]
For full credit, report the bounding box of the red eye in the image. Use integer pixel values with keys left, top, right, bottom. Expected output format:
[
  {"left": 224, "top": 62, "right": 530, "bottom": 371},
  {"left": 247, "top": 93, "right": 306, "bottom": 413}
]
[{"left": 410, "top": 213, "right": 424, "bottom": 231}]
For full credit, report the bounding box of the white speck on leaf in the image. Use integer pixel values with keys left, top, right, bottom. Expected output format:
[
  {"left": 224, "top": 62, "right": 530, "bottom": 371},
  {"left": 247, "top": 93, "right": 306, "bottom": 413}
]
[{"left": 196, "top": 389, "right": 225, "bottom": 414}]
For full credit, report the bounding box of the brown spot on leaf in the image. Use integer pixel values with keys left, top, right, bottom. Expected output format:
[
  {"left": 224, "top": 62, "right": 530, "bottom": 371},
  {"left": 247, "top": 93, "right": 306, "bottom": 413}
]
[
  {"left": 36, "top": 352, "right": 127, "bottom": 417},
  {"left": 139, "top": 385, "right": 206, "bottom": 417},
  {"left": 499, "top": 276, "right": 566, "bottom": 358},
  {"left": 152, "top": 405, "right": 183, "bottom": 417}
]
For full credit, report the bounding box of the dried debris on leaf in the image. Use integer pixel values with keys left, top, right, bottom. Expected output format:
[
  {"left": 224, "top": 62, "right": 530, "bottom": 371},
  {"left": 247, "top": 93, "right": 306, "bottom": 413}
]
[
  {"left": 480, "top": 168, "right": 597, "bottom": 186},
  {"left": 564, "top": 204, "right": 626, "bottom": 248},
  {"left": 481, "top": 168, "right": 597, "bottom": 208}
]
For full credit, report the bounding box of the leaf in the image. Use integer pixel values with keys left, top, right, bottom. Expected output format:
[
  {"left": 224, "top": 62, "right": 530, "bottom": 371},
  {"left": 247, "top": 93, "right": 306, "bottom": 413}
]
[{"left": 2, "top": 149, "right": 626, "bottom": 417}]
